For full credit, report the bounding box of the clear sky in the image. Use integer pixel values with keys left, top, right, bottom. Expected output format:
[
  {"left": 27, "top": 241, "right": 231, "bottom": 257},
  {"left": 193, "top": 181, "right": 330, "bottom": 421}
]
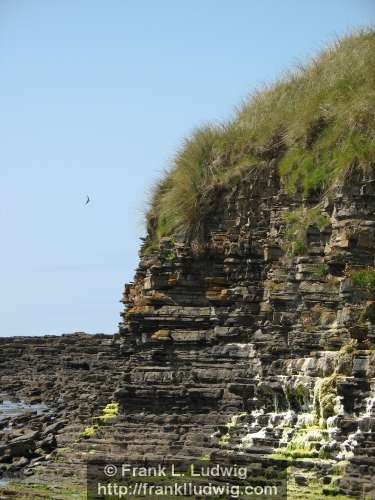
[{"left": 0, "top": 1, "right": 373, "bottom": 336}]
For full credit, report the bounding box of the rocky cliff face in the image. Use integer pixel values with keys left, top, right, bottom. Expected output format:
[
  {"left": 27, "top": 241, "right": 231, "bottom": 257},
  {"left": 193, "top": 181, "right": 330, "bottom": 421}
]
[
  {"left": 1, "top": 166, "right": 375, "bottom": 498},
  {"left": 110, "top": 164, "right": 375, "bottom": 497}
]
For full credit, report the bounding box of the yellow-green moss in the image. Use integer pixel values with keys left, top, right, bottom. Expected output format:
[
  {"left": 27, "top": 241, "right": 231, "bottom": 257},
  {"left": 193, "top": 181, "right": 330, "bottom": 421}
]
[
  {"left": 81, "top": 402, "right": 119, "bottom": 438},
  {"left": 340, "top": 339, "right": 358, "bottom": 355},
  {"left": 81, "top": 425, "right": 98, "bottom": 438},
  {"left": 313, "top": 374, "right": 339, "bottom": 422}
]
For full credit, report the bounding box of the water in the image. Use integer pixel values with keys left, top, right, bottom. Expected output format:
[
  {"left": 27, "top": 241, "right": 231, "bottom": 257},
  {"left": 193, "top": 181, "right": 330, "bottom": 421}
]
[
  {"left": 0, "top": 396, "right": 49, "bottom": 490},
  {"left": 0, "top": 395, "right": 48, "bottom": 417}
]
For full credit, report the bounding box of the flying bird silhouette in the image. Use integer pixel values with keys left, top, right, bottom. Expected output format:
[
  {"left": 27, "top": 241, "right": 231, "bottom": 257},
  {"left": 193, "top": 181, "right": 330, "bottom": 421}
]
[{"left": 85, "top": 195, "right": 90, "bottom": 205}]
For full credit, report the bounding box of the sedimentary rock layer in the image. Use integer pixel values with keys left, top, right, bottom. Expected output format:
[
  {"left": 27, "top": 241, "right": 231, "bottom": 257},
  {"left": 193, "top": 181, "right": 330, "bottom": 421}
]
[
  {"left": 114, "top": 165, "right": 375, "bottom": 498},
  {"left": 1, "top": 166, "right": 375, "bottom": 498}
]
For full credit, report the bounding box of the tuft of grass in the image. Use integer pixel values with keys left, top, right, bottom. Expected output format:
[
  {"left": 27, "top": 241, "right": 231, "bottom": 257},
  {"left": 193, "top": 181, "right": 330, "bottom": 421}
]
[
  {"left": 283, "top": 207, "right": 330, "bottom": 255},
  {"left": 145, "top": 29, "right": 375, "bottom": 249},
  {"left": 276, "top": 428, "right": 323, "bottom": 460},
  {"left": 146, "top": 124, "right": 259, "bottom": 244},
  {"left": 312, "top": 263, "right": 329, "bottom": 279},
  {"left": 350, "top": 267, "right": 375, "bottom": 295},
  {"left": 340, "top": 339, "right": 358, "bottom": 354}
]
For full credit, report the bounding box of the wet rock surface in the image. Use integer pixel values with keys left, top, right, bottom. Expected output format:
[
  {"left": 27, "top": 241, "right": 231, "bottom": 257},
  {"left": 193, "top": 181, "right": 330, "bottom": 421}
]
[{"left": 0, "top": 333, "right": 123, "bottom": 486}]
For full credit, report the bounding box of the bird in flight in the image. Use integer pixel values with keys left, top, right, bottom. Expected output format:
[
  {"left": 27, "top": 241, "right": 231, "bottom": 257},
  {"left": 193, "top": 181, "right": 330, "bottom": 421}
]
[{"left": 85, "top": 195, "right": 90, "bottom": 205}]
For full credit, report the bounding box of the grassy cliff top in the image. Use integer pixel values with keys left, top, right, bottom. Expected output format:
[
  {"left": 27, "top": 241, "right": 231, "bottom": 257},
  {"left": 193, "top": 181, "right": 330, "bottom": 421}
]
[{"left": 146, "top": 29, "right": 375, "bottom": 248}]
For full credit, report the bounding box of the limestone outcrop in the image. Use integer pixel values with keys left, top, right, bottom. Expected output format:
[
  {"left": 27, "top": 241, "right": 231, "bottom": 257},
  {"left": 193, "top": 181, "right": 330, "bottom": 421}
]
[
  {"left": 1, "top": 167, "right": 375, "bottom": 498},
  {"left": 0, "top": 333, "right": 121, "bottom": 478},
  {"left": 111, "top": 165, "right": 375, "bottom": 498}
]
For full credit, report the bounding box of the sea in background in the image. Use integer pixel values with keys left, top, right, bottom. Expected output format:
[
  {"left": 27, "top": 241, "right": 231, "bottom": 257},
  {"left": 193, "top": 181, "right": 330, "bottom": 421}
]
[{"left": 0, "top": 396, "right": 47, "bottom": 417}]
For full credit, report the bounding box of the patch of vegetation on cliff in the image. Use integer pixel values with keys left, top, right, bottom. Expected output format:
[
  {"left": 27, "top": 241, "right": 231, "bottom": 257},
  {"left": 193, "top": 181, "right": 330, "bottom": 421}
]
[
  {"left": 275, "top": 427, "right": 327, "bottom": 460},
  {"left": 340, "top": 338, "right": 358, "bottom": 355},
  {"left": 81, "top": 402, "right": 119, "bottom": 438},
  {"left": 350, "top": 267, "right": 375, "bottom": 296},
  {"left": 283, "top": 207, "right": 329, "bottom": 255},
  {"left": 285, "top": 383, "right": 310, "bottom": 412},
  {"left": 312, "top": 263, "right": 330, "bottom": 279},
  {"left": 218, "top": 413, "right": 247, "bottom": 446},
  {"left": 313, "top": 374, "right": 339, "bottom": 422},
  {"left": 146, "top": 29, "right": 375, "bottom": 249}
]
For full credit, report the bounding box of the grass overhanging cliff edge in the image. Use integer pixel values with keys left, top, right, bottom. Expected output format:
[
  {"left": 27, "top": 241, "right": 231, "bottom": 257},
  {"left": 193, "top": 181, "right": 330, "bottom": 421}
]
[{"left": 145, "top": 29, "right": 375, "bottom": 252}]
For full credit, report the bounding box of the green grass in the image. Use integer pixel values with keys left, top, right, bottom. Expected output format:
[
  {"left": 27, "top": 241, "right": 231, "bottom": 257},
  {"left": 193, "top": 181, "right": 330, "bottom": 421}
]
[
  {"left": 145, "top": 29, "right": 375, "bottom": 250},
  {"left": 350, "top": 267, "right": 375, "bottom": 295},
  {"left": 312, "top": 263, "right": 329, "bottom": 279},
  {"left": 283, "top": 207, "right": 330, "bottom": 255},
  {"left": 275, "top": 426, "right": 328, "bottom": 460}
]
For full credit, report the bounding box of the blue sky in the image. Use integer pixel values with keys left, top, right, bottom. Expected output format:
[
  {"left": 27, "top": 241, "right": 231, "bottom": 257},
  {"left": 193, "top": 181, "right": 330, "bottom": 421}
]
[{"left": 0, "top": 1, "right": 373, "bottom": 336}]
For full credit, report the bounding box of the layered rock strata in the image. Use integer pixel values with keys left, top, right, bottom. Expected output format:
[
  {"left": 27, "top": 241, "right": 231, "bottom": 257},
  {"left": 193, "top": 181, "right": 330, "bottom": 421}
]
[
  {"left": 0, "top": 333, "right": 122, "bottom": 479},
  {"left": 111, "top": 165, "right": 375, "bottom": 498},
  {"left": 1, "top": 166, "right": 375, "bottom": 498}
]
